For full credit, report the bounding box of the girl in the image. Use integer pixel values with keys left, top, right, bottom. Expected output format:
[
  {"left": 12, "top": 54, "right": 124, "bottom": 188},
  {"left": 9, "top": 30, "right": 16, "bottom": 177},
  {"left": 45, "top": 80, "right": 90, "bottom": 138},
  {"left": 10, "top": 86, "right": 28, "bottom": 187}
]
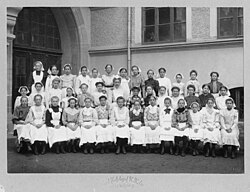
[
  {"left": 201, "top": 98, "right": 221, "bottom": 157},
  {"left": 62, "top": 97, "right": 81, "bottom": 153},
  {"left": 12, "top": 96, "right": 32, "bottom": 153},
  {"left": 189, "top": 102, "right": 204, "bottom": 156},
  {"left": 172, "top": 99, "right": 192, "bottom": 157},
  {"left": 199, "top": 84, "right": 215, "bottom": 108},
  {"left": 157, "top": 86, "right": 171, "bottom": 110},
  {"left": 159, "top": 97, "right": 175, "bottom": 155},
  {"left": 117, "top": 68, "right": 130, "bottom": 101},
  {"left": 28, "top": 61, "right": 46, "bottom": 93},
  {"left": 92, "top": 82, "right": 108, "bottom": 107},
  {"left": 79, "top": 97, "right": 98, "bottom": 154},
  {"left": 144, "top": 95, "right": 161, "bottom": 153},
  {"left": 220, "top": 98, "right": 239, "bottom": 159},
  {"left": 216, "top": 86, "right": 233, "bottom": 110},
  {"left": 46, "top": 96, "right": 67, "bottom": 154},
  {"left": 157, "top": 67, "right": 172, "bottom": 96},
  {"left": 110, "top": 96, "right": 130, "bottom": 154},
  {"left": 14, "top": 86, "right": 30, "bottom": 109},
  {"left": 112, "top": 77, "right": 127, "bottom": 106},
  {"left": 171, "top": 86, "right": 185, "bottom": 110},
  {"left": 184, "top": 84, "right": 201, "bottom": 109},
  {"left": 130, "top": 65, "right": 145, "bottom": 98},
  {"left": 60, "top": 64, "right": 76, "bottom": 99},
  {"left": 95, "top": 96, "right": 115, "bottom": 153},
  {"left": 46, "top": 77, "right": 62, "bottom": 108},
  {"left": 207, "top": 72, "right": 230, "bottom": 98},
  {"left": 102, "top": 64, "right": 115, "bottom": 103},
  {"left": 75, "top": 66, "right": 91, "bottom": 95},
  {"left": 26, "top": 94, "right": 48, "bottom": 155},
  {"left": 129, "top": 100, "right": 146, "bottom": 153},
  {"left": 45, "top": 65, "right": 60, "bottom": 93},
  {"left": 89, "top": 68, "right": 102, "bottom": 95},
  {"left": 172, "top": 73, "right": 185, "bottom": 96},
  {"left": 185, "top": 70, "right": 201, "bottom": 97},
  {"left": 144, "top": 85, "right": 155, "bottom": 107},
  {"left": 61, "top": 87, "right": 75, "bottom": 109},
  {"left": 145, "top": 69, "right": 159, "bottom": 97},
  {"left": 29, "top": 82, "right": 46, "bottom": 106},
  {"left": 77, "top": 83, "right": 94, "bottom": 108}
]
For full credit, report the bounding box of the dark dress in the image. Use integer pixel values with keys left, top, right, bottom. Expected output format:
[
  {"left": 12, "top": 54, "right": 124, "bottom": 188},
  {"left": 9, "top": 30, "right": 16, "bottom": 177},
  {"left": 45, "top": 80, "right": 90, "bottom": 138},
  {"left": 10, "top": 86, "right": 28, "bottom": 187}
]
[
  {"left": 207, "top": 81, "right": 224, "bottom": 94},
  {"left": 45, "top": 106, "right": 63, "bottom": 127},
  {"left": 199, "top": 93, "right": 215, "bottom": 108},
  {"left": 145, "top": 78, "right": 159, "bottom": 96},
  {"left": 129, "top": 111, "right": 145, "bottom": 127},
  {"left": 184, "top": 95, "right": 201, "bottom": 109}
]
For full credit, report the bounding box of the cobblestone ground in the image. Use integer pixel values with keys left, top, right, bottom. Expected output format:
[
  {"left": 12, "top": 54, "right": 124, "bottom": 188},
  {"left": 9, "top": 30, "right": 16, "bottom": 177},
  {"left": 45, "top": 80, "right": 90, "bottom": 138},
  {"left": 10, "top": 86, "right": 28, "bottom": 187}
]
[{"left": 7, "top": 137, "right": 244, "bottom": 174}]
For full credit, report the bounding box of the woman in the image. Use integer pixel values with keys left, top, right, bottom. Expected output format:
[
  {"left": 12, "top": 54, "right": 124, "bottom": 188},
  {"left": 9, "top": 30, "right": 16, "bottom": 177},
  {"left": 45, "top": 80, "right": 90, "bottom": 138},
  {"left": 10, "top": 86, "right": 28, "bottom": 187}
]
[
  {"left": 60, "top": 64, "right": 76, "bottom": 98},
  {"left": 201, "top": 98, "right": 221, "bottom": 157}
]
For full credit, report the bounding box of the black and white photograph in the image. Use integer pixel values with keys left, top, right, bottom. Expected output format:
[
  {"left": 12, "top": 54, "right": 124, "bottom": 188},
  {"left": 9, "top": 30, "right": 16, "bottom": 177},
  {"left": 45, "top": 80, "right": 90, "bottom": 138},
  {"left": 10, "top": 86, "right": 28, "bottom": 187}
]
[{"left": 1, "top": 0, "right": 249, "bottom": 192}]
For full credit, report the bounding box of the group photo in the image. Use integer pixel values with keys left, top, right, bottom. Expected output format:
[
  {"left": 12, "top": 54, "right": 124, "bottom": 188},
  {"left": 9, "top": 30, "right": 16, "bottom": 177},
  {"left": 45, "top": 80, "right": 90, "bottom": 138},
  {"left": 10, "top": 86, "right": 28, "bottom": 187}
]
[{"left": 6, "top": 6, "right": 244, "bottom": 173}]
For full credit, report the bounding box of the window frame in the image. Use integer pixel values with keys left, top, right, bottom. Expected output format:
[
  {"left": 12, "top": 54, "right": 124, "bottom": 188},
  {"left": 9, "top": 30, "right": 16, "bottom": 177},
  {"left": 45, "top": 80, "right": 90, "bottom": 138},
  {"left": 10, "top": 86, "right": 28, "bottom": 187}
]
[
  {"left": 141, "top": 7, "right": 186, "bottom": 44},
  {"left": 217, "top": 7, "right": 243, "bottom": 39}
]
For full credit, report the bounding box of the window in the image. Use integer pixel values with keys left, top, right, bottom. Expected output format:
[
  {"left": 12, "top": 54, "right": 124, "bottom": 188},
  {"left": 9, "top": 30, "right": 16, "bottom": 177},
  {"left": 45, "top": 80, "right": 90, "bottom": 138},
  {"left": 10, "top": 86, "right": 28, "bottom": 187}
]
[
  {"left": 142, "top": 7, "right": 186, "bottom": 43},
  {"left": 217, "top": 7, "right": 243, "bottom": 38},
  {"left": 14, "top": 7, "right": 61, "bottom": 51}
]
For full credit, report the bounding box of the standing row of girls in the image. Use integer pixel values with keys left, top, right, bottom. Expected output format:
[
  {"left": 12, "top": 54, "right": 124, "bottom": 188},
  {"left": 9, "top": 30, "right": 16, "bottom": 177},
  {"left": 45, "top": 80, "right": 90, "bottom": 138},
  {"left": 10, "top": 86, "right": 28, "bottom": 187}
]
[{"left": 12, "top": 61, "right": 239, "bottom": 158}]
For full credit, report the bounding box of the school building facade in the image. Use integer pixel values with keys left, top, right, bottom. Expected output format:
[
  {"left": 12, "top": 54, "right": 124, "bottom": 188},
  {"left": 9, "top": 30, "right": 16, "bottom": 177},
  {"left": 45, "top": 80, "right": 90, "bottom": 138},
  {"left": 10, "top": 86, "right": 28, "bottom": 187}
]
[{"left": 7, "top": 7, "right": 244, "bottom": 128}]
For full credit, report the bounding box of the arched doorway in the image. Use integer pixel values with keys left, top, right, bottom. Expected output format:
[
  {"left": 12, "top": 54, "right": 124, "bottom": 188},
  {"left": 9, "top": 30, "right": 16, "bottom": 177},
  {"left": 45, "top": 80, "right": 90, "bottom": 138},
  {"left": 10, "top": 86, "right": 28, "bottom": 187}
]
[{"left": 12, "top": 7, "right": 62, "bottom": 108}]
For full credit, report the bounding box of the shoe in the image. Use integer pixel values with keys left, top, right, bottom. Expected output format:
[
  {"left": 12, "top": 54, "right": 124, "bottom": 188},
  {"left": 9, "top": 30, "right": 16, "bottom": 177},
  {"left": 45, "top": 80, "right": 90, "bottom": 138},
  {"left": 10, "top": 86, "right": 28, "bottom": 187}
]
[
  {"left": 160, "top": 146, "right": 165, "bottom": 155},
  {"left": 33, "top": 142, "right": 39, "bottom": 155},
  {"left": 60, "top": 143, "right": 66, "bottom": 154},
  {"left": 132, "top": 147, "right": 137, "bottom": 153},
  {"left": 231, "top": 146, "right": 236, "bottom": 159},
  {"left": 181, "top": 149, "right": 186, "bottom": 157},
  {"left": 175, "top": 145, "right": 179, "bottom": 156},
  {"left": 192, "top": 150, "right": 196, "bottom": 156},
  {"left": 40, "top": 142, "right": 46, "bottom": 155},
  {"left": 26, "top": 142, "right": 32, "bottom": 152},
  {"left": 100, "top": 148, "right": 104, "bottom": 154},
  {"left": 169, "top": 144, "right": 174, "bottom": 155},
  {"left": 122, "top": 146, "right": 126, "bottom": 154},
  {"left": 55, "top": 143, "right": 60, "bottom": 154},
  {"left": 211, "top": 149, "right": 216, "bottom": 158},
  {"left": 223, "top": 148, "right": 228, "bottom": 158},
  {"left": 67, "top": 141, "right": 72, "bottom": 153},
  {"left": 139, "top": 146, "right": 144, "bottom": 154},
  {"left": 90, "top": 147, "right": 94, "bottom": 154},
  {"left": 116, "top": 146, "right": 120, "bottom": 155},
  {"left": 105, "top": 148, "right": 110, "bottom": 153},
  {"left": 83, "top": 147, "right": 88, "bottom": 154}
]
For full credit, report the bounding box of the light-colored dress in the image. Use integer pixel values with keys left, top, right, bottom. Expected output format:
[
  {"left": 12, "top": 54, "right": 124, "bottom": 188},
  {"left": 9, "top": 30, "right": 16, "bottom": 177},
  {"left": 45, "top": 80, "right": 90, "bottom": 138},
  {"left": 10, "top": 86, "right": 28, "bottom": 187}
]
[
  {"left": 220, "top": 108, "right": 240, "bottom": 147},
  {"left": 95, "top": 105, "right": 115, "bottom": 143},
  {"left": 120, "top": 77, "right": 130, "bottom": 101},
  {"left": 112, "top": 86, "right": 126, "bottom": 108},
  {"left": 62, "top": 107, "right": 81, "bottom": 140},
  {"left": 172, "top": 108, "right": 192, "bottom": 137},
  {"left": 46, "top": 88, "right": 62, "bottom": 108},
  {"left": 157, "top": 94, "right": 172, "bottom": 110},
  {"left": 60, "top": 74, "right": 76, "bottom": 98},
  {"left": 47, "top": 108, "right": 67, "bottom": 147},
  {"left": 61, "top": 96, "right": 75, "bottom": 109},
  {"left": 172, "top": 82, "right": 185, "bottom": 96},
  {"left": 189, "top": 110, "right": 204, "bottom": 140},
  {"left": 89, "top": 77, "right": 103, "bottom": 95},
  {"left": 79, "top": 107, "right": 98, "bottom": 145},
  {"left": 171, "top": 95, "right": 184, "bottom": 110},
  {"left": 144, "top": 105, "right": 161, "bottom": 144},
  {"left": 92, "top": 91, "right": 108, "bottom": 107},
  {"left": 45, "top": 75, "right": 60, "bottom": 93},
  {"left": 129, "top": 110, "right": 146, "bottom": 145},
  {"left": 31, "top": 71, "right": 45, "bottom": 93},
  {"left": 185, "top": 79, "right": 201, "bottom": 97},
  {"left": 75, "top": 75, "right": 91, "bottom": 95},
  {"left": 157, "top": 77, "right": 172, "bottom": 96},
  {"left": 26, "top": 105, "right": 48, "bottom": 144},
  {"left": 110, "top": 106, "right": 130, "bottom": 142},
  {"left": 102, "top": 74, "right": 115, "bottom": 103},
  {"left": 216, "top": 95, "right": 233, "bottom": 110},
  {"left": 201, "top": 107, "right": 221, "bottom": 144},
  {"left": 29, "top": 92, "right": 46, "bottom": 106},
  {"left": 159, "top": 107, "right": 175, "bottom": 141}
]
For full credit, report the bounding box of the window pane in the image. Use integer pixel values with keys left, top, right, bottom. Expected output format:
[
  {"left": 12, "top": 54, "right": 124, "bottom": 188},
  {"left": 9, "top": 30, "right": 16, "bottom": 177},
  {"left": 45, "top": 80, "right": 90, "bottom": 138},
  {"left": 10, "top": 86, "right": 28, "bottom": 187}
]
[
  {"left": 159, "top": 24, "right": 171, "bottom": 41},
  {"left": 219, "top": 8, "right": 234, "bottom": 18},
  {"left": 144, "top": 26, "right": 156, "bottom": 42},
  {"left": 159, "top": 8, "right": 170, "bottom": 24},
  {"left": 145, "top": 9, "right": 155, "bottom": 25},
  {"left": 174, "top": 23, "right": 186, "bottom": 40},
  {"left": 238, "top": 8, "right": 243, "bottom": 16},
  {"left": 238, "top": 17, "right": 243, "bottom": 36},
  {"left": 174, "top": 8, "right": 186, "bottom": 22},
  {"left": 219, "top": 18, "right": 234, "bottom": 37}
]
